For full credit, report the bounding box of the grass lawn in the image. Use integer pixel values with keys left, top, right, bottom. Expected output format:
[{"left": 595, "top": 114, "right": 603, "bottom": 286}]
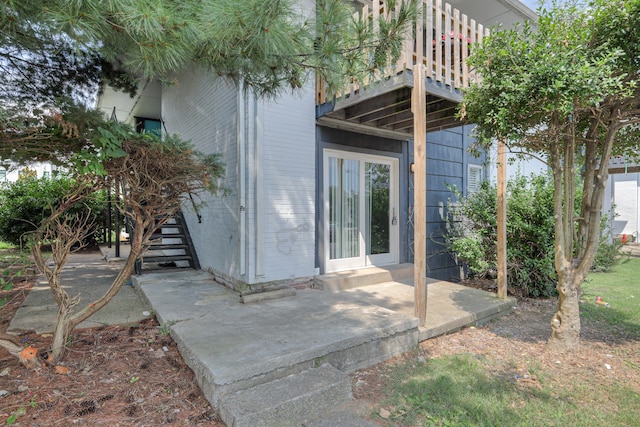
[
  {"left": 581, "top": 257, "right": 640, "bottom": 339},
  {"left": 0, "top": 240, "right": 15, "bottom": 250},
  {"left": 0, "top": 241, "right": 31, "bottom": 296},
  {"left": 369, "top": 258, "right": 640, "bottom": 427}
]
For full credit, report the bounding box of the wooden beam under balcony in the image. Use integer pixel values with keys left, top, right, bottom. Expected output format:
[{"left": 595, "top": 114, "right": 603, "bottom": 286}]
[
  {"left": 317, "top": 70, "right": 464, "bottom": 139},
  {"left": 316, "top": 0, "right": 490, "bottom": 138}
]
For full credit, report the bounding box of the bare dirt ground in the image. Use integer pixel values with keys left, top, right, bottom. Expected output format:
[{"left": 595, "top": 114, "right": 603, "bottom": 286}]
[
  {"left": 351, "top": 290, "right": 640, "bottom": 419},
  {"left": 2, "top": 271, "right": 639, "bottom": 426}
]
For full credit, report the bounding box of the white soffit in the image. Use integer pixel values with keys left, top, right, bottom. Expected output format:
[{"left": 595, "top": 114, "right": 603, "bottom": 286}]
[{"left": 448, "top": 0, "right": 537, "bottom": 29}]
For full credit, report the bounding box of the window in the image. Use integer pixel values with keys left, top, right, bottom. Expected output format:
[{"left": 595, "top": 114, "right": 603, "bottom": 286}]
[
  {"left": 468, "top": 165, "right": 483, "bottom": 194},
  {"left": 135, "top": 117, "right": 162, "bottom": 137}
]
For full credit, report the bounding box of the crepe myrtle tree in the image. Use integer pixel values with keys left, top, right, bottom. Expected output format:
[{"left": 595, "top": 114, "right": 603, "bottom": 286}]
[
  {"left": 26, "top": 121, "right": 225, "bottom": 363},
  {"left": 460, "top": 0, "right": 640, "bottom": 352}
]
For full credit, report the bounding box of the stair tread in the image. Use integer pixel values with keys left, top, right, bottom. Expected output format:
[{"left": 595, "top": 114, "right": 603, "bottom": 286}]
[
  {"left": 133, "top": 211, "right": 200, "bottom": 272},
  {"left": 145, "top": 244, "right": 189, "bottom": 250},
  {"left": 149, "top": 234, "right": 186, "bottom": 240},
  {"left": 142, "top": 255, "right": 192, "bottom": 263}
]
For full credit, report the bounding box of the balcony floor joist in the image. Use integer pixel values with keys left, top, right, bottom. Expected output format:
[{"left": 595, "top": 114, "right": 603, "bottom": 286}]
[{"left": 317, "top": 69, "right": 465, "bottom": 139}]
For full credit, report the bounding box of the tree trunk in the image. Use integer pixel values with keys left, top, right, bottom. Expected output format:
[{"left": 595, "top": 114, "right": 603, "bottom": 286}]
[
  {"left": 46, "top": 220, "right": 146, "bottom": 363},
  {"left": 48, "top": 303, "right": 78, "bottom": 362},
  {"left": 548, "top": 273, "right": 581, "bottom": 352}
]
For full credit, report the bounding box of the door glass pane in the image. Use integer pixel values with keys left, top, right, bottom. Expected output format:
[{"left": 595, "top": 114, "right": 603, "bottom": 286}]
[
  {"left": 365, "top": 162, "right": 390, "bottom": 255},
  {"left": 329, "top": 157, "right": 360, "bottom": 260}
]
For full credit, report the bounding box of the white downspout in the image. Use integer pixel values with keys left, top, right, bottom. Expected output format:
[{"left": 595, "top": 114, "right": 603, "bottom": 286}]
[
  {"left": 238, "top": 85, "right": 246, "bottom": 275},
  {"left": 255, "top": 98, "right": 265, "bottom": 278}
]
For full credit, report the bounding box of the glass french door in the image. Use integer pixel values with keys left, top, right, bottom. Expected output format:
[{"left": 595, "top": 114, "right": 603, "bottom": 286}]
[{"left": 324, "top": 150, "right": 398, "bottom": 272}]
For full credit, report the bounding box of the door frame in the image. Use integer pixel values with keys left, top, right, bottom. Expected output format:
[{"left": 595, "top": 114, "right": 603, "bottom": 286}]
[{"left": 323, "top": 149, "right": 399, "bottom": 272}]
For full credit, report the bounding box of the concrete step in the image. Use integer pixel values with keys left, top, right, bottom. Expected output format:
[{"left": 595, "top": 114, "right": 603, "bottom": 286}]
[
  {"left": 315, "top": 263, "right": 414, "bottom": 291},
  {"left": 305, "top": 401, "right": 381, "bottom": 427},
  {"left": 218, "top": 364, "right": 352, "bottom": 427},
  {"left": 159, "top": 288, "right": 418, "bottom": 415}
]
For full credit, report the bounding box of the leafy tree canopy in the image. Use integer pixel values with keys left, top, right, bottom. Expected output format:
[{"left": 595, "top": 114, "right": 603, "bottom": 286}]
[
  {"left": 460, "top": 0, "right": 640, "bottom": 352},
  {"left": 461, "top": 0, "right": 640, "bottom": 157},
  {"left": 1, "top": 0, "right": 415, "bottom": 165},
  {"left": 1, "top": 0, "right": 415, "bottom": 102}
]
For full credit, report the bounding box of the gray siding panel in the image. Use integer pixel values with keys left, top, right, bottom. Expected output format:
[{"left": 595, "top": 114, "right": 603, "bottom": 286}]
[
  {"left": 427, "top": 175, "right": 462, "bottom": 193},
  {"left": 427, "top": 142, "right": 465, "bottom": 161}
]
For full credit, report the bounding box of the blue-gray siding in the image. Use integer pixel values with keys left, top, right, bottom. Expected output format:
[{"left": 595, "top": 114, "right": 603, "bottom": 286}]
[
  {"left": 410, "top": 124, "right": 485, "bottom": 281},
  {"left": 317, "top": 124, "right": 485, "bottom": 281}
]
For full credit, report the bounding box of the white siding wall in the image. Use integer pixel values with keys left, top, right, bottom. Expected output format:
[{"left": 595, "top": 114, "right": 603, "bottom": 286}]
[
  {"left": 258, "top": 88, "right": 317, "bottom": 281},
  {"left": 161, "top": 69, "right": 317, "bottom": 285},
  {"left": 161, "top": 70, "right": 242, "bottom": 279},
  {"left": 158, "top": 0, "right": 318, "bottom": 286},
  {"left": 609, "top": 173, "right": 640, "bottom": 238}
]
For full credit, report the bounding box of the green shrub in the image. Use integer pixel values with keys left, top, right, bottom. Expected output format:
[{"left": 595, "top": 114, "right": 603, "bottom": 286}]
[
  {"left": 0, "top": 176, "right": 108, "bottom": 246},
  {"left": 591, "top": 215, "right": 623, "bottom": 272},
  {"left": 447, "top": 172, "right": 621, "bottom": 298}
]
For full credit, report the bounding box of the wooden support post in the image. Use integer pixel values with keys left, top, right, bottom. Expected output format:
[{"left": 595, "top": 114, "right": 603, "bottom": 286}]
[
  {"left": 115, "top": 184, "right": 121, "bottom": 258},
  {"left": 413, "top": 64, "right": 427, "bottom": 326},
  {"left": 497, "top": 139, "right": 507, "bottom": 299}
]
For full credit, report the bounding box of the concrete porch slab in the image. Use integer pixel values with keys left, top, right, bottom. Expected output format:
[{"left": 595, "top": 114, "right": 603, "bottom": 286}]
[
  {"left": 9, "top": 252, "right": 515, "bottom": 426},
  {"left": 133, "top": 269, "right": 515, "bottom": 404},
  {"left": 135, "top": 275, "right": 420, "bottom": 404},
  {"left": 340, "top": 278, "right": 516, "bottom": 341}
]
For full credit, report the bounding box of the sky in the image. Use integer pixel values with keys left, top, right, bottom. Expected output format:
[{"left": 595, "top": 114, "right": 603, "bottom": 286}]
[{"left": 520, "top": 0, "right": 552, "bottom": 11}]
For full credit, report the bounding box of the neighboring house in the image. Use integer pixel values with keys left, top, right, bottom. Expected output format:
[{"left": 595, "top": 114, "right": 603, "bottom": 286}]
[
  {"left": 603, "top": 156, "right": 640, "bottom": 242},
  {"left": 98, "top": 0, "right": 537, "bottom": 288},
  {"left": 0, "top": 162, "right": 57, "bottom": 183},
  {"left": 97, "top": 79, "right": 163, "bottom": 134}
]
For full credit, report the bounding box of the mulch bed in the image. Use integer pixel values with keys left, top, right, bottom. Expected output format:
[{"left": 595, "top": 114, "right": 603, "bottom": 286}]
[{"left": 0, "top": 275, "right": 224, "bottom": 426}]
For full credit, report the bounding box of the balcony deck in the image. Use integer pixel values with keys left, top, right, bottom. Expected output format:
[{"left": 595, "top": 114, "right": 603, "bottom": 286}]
[
  {"left": 608, "top": 155, "right": 640, "bottom": 174},
  {"left": 316, "top": 0, "right": 489, "bottom": 139}
]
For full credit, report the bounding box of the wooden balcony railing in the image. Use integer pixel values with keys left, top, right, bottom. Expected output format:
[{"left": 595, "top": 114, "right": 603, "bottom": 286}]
[
  {"left": 608, "top": 155, "right": 640, "bottom": 173},
  {"left": 316, "top": 0, "right": 489, "bottom": 105}
]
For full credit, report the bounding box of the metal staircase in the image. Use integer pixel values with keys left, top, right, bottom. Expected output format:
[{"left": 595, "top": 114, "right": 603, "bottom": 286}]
[{"left": 134, "top": 211, "right": 200, "bottom": 274}]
